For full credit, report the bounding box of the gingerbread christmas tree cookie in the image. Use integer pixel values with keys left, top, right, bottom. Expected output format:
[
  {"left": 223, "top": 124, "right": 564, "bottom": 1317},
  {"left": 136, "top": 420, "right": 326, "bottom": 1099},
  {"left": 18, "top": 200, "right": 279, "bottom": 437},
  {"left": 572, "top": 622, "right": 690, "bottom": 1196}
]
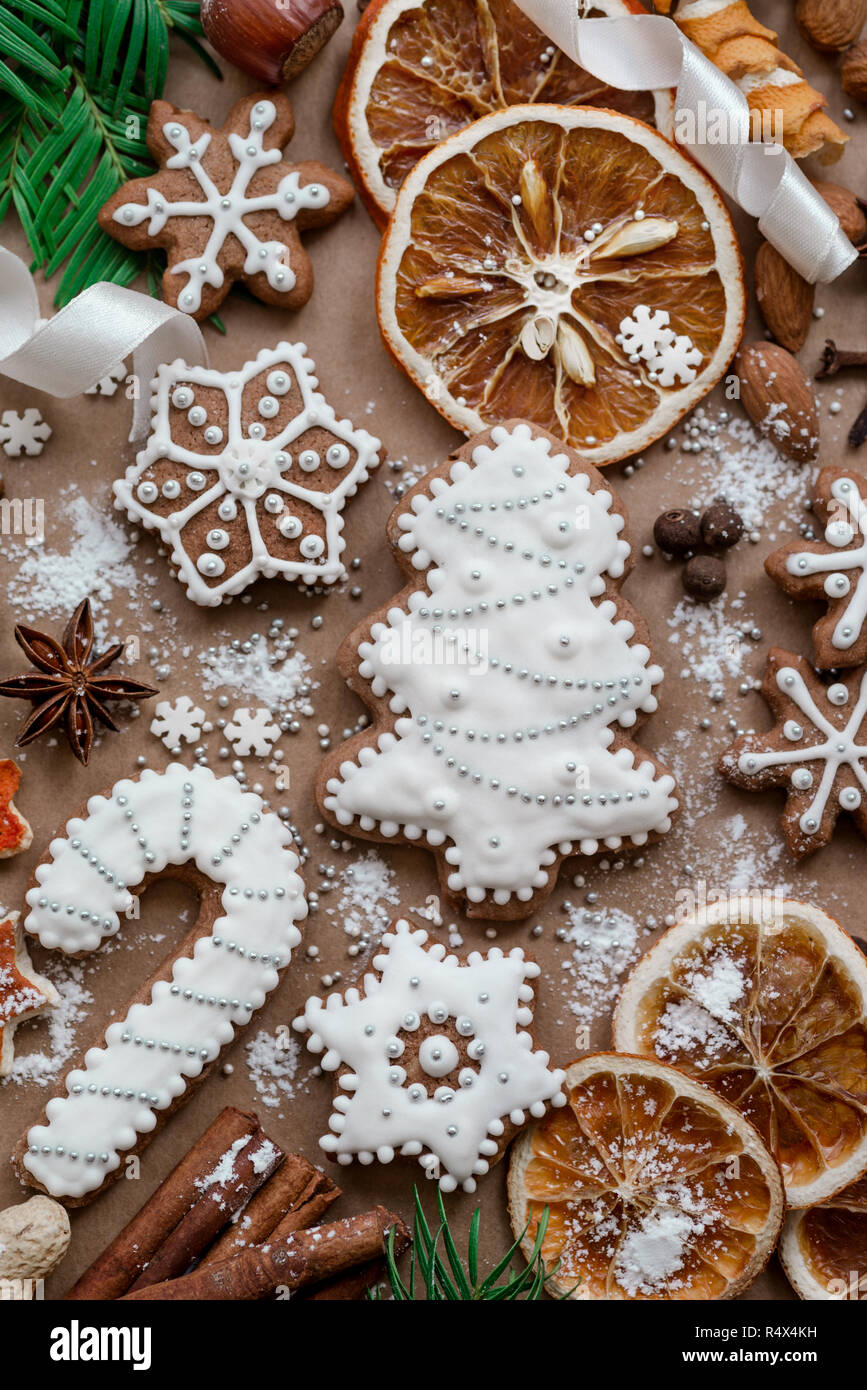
[
  {"left": 719, "top": 648, "right": 867, "bottom": 857},
  {"left": 319, "top": 421, "right": 678, "bottom": 919},
  {"left": 98, "top": 91, "right": 353, "bottom": 320},
  {"left": 766, "top": 467, "right": 867, "bottom": 669}
]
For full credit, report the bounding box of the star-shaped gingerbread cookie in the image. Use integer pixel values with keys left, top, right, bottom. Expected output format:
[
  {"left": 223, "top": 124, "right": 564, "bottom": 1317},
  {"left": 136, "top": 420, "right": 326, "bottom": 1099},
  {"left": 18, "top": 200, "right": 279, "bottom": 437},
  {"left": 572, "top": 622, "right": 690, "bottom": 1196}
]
[
  {"left": 0, "top": 913, "right": 59, "bottom": 1076},
  {"left": 98, "top": 91, "right": 353, "bottom": 320},
  {"left": 719, "top": 647, "right": 867, "bottom": 857},
  {"left": 765, "top": 467, "right": 867, "bottom": 669},
  {"left": 0, "top": 759, "right": 32, "bottom": 858}
]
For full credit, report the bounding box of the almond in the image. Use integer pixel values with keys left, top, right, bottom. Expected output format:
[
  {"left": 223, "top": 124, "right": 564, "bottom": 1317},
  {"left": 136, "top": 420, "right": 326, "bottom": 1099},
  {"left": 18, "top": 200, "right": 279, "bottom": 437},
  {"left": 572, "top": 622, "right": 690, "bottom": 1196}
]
[
  {"left": 736, "top": 342, "right": 819, "bottom": 464},
  {"left": 753, "top": 242, "right": 814, "bottom": 352},
  {"left": 796, "top": 0, "right": 867, "bottom": 52},
  {"left": 813, "top": 180, "right": 867, "bottom": 247},
  {"left": 842, "top": 40, "right": 867, "bottom": 102}
]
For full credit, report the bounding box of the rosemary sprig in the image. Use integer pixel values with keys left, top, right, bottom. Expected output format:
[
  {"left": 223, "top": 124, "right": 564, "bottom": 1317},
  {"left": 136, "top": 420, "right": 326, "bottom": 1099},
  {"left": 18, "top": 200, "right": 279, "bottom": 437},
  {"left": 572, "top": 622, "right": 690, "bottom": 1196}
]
[
  {"left": 0, "top": 0, "right": 220, "bottom": 305},
  {"left": 369, "top": 1187, "right": 559, "bottom": 1301}
]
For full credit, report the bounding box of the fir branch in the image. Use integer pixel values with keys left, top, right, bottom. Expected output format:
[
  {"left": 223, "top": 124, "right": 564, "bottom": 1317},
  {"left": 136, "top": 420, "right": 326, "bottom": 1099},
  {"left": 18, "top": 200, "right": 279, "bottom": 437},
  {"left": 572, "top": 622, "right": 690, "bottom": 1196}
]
[
  {"left": 0, "top": 0, "right": 220, "bottom": 304},
  {"left": 368, "top": 1188, "right": 560, "bottom": 1302}
]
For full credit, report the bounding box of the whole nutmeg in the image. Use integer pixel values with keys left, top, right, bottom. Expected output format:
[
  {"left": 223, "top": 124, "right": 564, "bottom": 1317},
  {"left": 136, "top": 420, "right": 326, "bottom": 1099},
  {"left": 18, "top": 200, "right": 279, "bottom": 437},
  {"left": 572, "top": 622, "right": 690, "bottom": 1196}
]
[
  {"left": 653, "top": 507, "right": 703, "bottom": 555},
  {"left": 0, "top": 1196, "right": 70, "bottom": 1296},
  {"left": 683, "top": 554, "right": 727, "bottom": 601},
  {"left": 701, "top": 502, "right": 744, "bottom": 549},
  {"left": 796, "top": 0, "right": 867, "bottom": 52},
  {"left": 842, "top": 41, "right": 867, "bottom": 103},
  {"left": 201, "top": 0, "right": 344, "bottom": 84},
  {"left": 813, "top": 180, "right": 867, "bottom": 247}
]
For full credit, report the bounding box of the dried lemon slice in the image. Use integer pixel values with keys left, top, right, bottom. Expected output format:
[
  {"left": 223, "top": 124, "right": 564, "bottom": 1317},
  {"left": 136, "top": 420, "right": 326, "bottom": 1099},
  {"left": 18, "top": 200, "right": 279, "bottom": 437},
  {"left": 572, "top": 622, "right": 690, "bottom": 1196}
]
[
  {"left": 780, "top": 1175, "right": 867, "bottom": 1300},
  {"left": 376, "top": 104, "right": 745, "bottom": 466},
  {"left": 508, "top": 1053, "right": 784, "bottom": 1299},
  {"left": 335, "top": 0, "right": 673, "bottom": 227},
  {"left": 614, "top": 898, "right": 867, "bottom": 1207}
]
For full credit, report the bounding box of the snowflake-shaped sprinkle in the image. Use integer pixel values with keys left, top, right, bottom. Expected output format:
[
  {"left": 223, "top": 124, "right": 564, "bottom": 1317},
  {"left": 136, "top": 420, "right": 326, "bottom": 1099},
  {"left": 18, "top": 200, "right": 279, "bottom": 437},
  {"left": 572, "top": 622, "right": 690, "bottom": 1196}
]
[
  {"left": 719, "top": 648, "right": 867, "bottom": 857},
  {"left": 225, "top": 708, "right": 281, "bottom": 756},
  {"left": 150, "top": 695, "right": 207, "bottom": 749},
  {"left": 0, "top": 408, "right": 51, "bottom": 457},
  {"left": 113, "top": 342, "right": 382, "bottom": 605},
  {"left": 294, "top": 919, "right": 567, "bottom": 1192},
  {"left": 648, "top": 334, "right": 704, "bottom": 387},
  {"left": 615, "top": 305, "right": 703, "bottom": 386},
  {"left": 616, "top": 305, "right": 674, "bottom": 362},
  {"left": 99, "top": 91, "right": 353, "bottom": 320},
  {"left": 85, "top": 362, "right": 127, "bottom": 397}
]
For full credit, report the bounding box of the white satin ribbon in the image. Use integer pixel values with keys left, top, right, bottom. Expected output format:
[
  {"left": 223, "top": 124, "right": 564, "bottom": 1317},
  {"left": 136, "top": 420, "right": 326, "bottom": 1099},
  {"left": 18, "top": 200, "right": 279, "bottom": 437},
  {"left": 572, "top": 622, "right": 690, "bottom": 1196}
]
[
  {"left": 0, "top": 247, "right": 207, "bottom": 440},
  {"left": 515, "top": 2, "right": 857, "bottom": 284}
]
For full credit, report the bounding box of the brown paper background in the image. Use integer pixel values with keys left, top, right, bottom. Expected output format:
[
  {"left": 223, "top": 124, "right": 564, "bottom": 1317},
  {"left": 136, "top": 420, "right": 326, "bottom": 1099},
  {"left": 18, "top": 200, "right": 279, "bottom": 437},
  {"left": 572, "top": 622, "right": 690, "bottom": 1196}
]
[{"left": 0, "top": 1, "right": 865, "bottom": 1301}]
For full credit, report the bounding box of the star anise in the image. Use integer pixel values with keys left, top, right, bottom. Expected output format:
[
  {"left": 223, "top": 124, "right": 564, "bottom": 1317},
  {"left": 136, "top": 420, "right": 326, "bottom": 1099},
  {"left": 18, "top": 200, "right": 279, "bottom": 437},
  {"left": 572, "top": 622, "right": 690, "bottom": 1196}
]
[{"left": 0, "top": 599, "right": 158, "bottom": 764}]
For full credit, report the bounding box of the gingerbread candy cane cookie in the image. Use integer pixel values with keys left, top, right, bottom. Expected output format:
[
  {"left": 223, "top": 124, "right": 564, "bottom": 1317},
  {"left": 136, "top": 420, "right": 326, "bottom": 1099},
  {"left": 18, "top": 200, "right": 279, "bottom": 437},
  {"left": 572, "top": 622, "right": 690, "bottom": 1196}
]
[{"left": 14, "top": 764, "right": 306, "bottom": 1204}]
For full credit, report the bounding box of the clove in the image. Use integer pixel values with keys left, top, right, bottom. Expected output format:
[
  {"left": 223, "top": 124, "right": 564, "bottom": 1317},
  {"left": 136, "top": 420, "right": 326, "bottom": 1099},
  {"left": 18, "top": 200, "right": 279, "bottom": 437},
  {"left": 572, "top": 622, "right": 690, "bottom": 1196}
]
[
  {"left": 817, "top": 340, "right": 867, "bottom": 378},
  {"left": 850, "top": 397, "right": 867, "bottom": 450}
]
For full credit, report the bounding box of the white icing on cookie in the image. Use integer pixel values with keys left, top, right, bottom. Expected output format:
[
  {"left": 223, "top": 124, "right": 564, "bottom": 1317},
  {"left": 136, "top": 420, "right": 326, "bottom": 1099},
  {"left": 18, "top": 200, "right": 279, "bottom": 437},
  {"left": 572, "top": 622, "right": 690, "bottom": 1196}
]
[
  {"left": 738, "top": 666, "right": 867, "bottom": 837},
  {"left": 325, "top": 424, "right": 677, "bottom": 904},
  {"left": 113, "top": 343, "right": 381, "bottom": 605},
  {"left": 786, "top": 476, "right": 867, "bottom": 653},
  {"left": 22, "top": 764, "right": 306, "bottom": 1200},
  {"left": 113, "top": 99, "right": 330, "bottom": 316},
  {"left": 294, "top": 919, "right": 566, "bottom": 1192}
]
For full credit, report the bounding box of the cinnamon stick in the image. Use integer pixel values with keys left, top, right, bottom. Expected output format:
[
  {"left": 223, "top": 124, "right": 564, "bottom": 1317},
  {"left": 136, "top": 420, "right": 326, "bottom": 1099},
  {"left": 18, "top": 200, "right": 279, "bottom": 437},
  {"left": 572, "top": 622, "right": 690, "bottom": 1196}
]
[
  {"left": 198, "top": 1152, "right": 339, "bottom": 1269},
  {"left": 300, "top": 1214, "right": 412, "bottom": 1300},
  {"left": 120, "top": 1208, "right": 409, "bottom": 1302},
  {"left": 127, "top": 1129, "right": 285, "bottom": 1292},
  {"left": 66, "top": 1107, "right": 257, "bottom": 1301}
]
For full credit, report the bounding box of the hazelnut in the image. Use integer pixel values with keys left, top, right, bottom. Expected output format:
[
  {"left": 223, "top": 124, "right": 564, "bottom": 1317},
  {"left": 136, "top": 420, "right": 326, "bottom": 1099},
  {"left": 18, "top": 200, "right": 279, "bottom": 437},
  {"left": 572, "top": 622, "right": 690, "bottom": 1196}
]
[{"left": 201, "top": 0, "right": 344, "bottom": 85}]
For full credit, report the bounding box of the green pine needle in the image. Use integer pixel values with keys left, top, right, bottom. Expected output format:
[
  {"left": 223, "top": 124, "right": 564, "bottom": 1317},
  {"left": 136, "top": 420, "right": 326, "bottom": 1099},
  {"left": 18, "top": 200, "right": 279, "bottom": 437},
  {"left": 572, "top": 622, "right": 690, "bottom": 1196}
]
[
  {"left": 0, "top": 0, "right": 220, "bottom": 306},
  {"left": 367, "top": 1187, "right": 563, "bottom": 1302}
]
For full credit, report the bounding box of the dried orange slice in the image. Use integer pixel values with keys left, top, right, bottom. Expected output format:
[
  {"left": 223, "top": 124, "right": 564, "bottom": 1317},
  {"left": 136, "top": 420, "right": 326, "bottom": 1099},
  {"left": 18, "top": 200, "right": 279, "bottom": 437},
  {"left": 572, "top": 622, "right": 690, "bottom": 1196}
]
[
  {"left": 508, "top": 1053, "right": 784, "bottom": 1300},
  {"left": 335, "top": 0, "right": 673, "bottom": 228},
  {"left": 376, "top": 105, "right": 745, "bottom": 466},
  {"left": 614, "top": 898, "right": 867, "bottom": 1207},
  {"left": 780, "top": 1175, "right": 867, "bottom": 1299}
]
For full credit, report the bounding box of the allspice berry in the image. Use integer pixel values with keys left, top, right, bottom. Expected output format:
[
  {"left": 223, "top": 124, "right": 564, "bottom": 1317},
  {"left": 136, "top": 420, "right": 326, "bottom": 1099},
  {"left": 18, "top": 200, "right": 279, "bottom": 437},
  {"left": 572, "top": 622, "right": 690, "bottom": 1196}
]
[
  {"left": 653, "top": 508, "right": 703, "bottom": 555},
  {"left": 683, "top": 555, "right": 726, "bottom": 601},
  {"left": 701, "top": 502, "right": 744, "bottom": 549}
]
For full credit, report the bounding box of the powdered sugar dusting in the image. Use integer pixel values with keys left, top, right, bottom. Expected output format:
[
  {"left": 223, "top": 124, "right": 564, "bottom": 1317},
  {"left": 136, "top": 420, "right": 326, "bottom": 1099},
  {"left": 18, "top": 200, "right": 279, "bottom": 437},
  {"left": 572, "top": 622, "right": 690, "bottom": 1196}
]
[
  {"left": 3, "top": 958, "right": 92, "bottom": 1087},
  {"left": 246, "top": 1027, "right": 302, "bottom": 1110}
]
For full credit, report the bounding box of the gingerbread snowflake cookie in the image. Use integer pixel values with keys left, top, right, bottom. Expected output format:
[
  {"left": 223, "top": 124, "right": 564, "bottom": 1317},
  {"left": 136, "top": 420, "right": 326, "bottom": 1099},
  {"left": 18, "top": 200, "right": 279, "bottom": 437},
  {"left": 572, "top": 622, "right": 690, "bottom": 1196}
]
[
  {"left": 766, "top": 467, "right": 867, "bottom": 669},
  {"left": 719, "top": 648, "right": 867, "bottom": 857},
  {"left": 98, "top": 92, "right": 353, "bottom": 320},
  {"left": 114, "top": 343, "right": 382, "bottom": 605},
  {"left": 295, "top": 919, "right": 566, "bottom": 1193},
  {"left": 318, "top": 421, "right": 678, "bottom": 919}
]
